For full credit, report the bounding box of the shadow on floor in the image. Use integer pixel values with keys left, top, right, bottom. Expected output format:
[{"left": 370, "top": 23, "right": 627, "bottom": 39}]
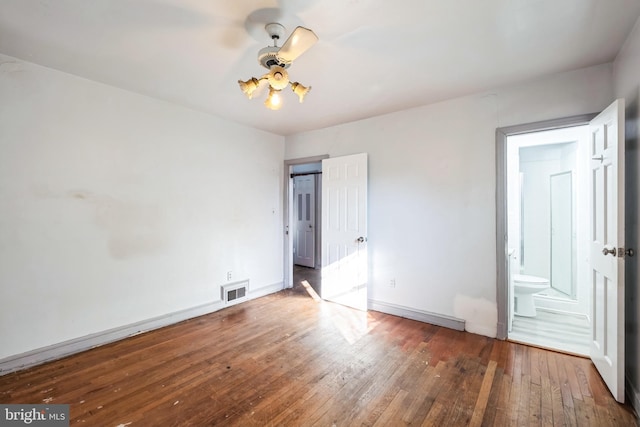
[{"left": 293, "top": 264, "right": 321, "bottom": 297}]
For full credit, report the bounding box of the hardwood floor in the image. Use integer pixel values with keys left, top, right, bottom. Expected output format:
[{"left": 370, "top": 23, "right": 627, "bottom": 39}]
[
  {"left": 293, "top": 264, "right": 321, "bottom": 296},
  {"left": 0, "top": 282, "right": 637, "bottom": 426}
]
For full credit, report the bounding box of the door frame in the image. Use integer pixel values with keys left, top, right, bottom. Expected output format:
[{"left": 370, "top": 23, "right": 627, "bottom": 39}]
[
  {"left": 283, "top": 155, "right": 329, "bottom": 288},
  {"left": 495, "top": 113, "right": 596, "bottom": 339}
]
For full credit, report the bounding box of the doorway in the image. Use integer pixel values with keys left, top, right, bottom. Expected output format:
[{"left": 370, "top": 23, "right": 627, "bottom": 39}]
[
  {"left": 505, "top": 125, "right": 590, "bottom": 355},
  {"left": 497, "top": 101, "right": 627, "bottom": 403},
  {"left": 284, "top": 156, "right": 329, "bottom": 295},
  {"left": 284, "top": 154, "right": 369, "bottom": 311},
  {"left": 291, "top": 161, "right": 322, "bottom": 296},
  {"left": 496, "top": 114, "right": 596, "bottom": 355}
]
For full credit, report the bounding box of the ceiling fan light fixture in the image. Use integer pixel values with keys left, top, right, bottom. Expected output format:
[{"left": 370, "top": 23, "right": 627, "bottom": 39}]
[
  {"left": 238, "top": 77, "right": 260, "bottom": 99},
  {"left": 264, "top": 87, "right": 283, "bottom": 110},
  {"left": 267, "top": 65, "right": 289, "bottom": 90},
  {"left": 238, "top": 23, "right": 318, "bottom": 110},
  {"left": 291, "top": 82, "right": 311, "bottom": 103}
]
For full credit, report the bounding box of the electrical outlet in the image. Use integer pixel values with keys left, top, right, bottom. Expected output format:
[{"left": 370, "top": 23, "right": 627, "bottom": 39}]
[
  {"left": 389, "top": 279, "right": 396, "bottom": 288},
  {"left": 227, "top": 271, "right": 232, "bottom": 281}
]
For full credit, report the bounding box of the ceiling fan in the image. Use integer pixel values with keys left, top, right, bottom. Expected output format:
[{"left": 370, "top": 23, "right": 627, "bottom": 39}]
[{"left": 238, "top": 23, "right": 318, "bottom": 110}]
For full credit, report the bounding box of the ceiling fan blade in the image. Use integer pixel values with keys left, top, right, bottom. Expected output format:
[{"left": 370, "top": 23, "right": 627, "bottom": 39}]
[{"left": 277, "top": 26, "right": 318, "bottom": 63}]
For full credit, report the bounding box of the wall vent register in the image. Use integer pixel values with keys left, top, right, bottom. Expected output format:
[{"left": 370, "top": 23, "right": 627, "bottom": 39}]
[{"left": 222, "top": 281, "right": 249, "bottom": 306}]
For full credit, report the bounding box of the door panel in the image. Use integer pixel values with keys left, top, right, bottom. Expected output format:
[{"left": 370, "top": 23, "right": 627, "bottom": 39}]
[
  {"left": 588, "top": 99, "right": 625, "bottom": 403},
  {"left": 321, "top": 153, "right": 368, "bottom": 311},
  {"left": 293, "top": 175, "right": 315, "bottom": 268}
]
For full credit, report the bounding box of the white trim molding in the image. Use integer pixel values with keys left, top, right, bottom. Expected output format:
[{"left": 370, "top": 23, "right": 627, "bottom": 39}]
[
  {"left": 249, "top": 281, "right": 285, "bottom": 300},
  {"left": 368, "top": 299, "right": 465, "bottom": 331}
]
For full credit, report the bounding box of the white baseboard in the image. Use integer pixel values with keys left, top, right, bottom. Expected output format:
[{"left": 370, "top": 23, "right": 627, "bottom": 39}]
[
  {"left": 0, "top": 281, "right": 284, "bottom": 376},
  {"left": 368, "top": 299, "right": 465, "bottom": 331},
  {"left": 249, "top": 281, "right": 284, "bottom": 299},
  {"left": 627, "top": 374, "right": 640, "bottom": 420}
]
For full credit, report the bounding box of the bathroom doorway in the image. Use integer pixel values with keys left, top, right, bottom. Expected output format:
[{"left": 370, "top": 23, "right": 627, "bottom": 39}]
[
  {"left": 505, "top": 124, "right": 591, "bottom": 355},
  {"left": 497, "top": 102, "right": 627, "bottom": 401}
]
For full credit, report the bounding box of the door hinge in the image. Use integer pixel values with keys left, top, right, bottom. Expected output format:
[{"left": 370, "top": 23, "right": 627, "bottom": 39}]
[{"left": 618, "top": 247, "right": 635, "bottom": 258}]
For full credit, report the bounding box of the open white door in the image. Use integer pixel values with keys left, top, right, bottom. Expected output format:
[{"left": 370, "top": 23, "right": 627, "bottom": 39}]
[
  {"left": 588, "top": 99, "right": 626, "bottom": 403},
  {"left": 321, "top": 153, "right": 368, "bottom": 311}
]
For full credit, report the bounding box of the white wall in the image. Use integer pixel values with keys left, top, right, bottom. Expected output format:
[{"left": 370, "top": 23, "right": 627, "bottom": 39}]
[
  {"left": 613, "top": 15, "right": 640, "bottom": 414},
  {"left": 285, "top": 63, "right": 613, "bottom": 338},
  {"left": 0, "top": 54, "right": 285, "bottom": 360},
  {"left": 520, "top": 144, "right": 564, "bottom": 278}
]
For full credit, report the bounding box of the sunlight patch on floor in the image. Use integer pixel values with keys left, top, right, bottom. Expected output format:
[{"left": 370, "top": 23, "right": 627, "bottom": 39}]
[{"left": 301, "top": 279, "right": 321, "bottom": 302}]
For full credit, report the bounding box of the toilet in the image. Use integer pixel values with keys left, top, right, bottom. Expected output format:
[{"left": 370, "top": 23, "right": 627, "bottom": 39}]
[{"left": 513, "top": 274, "right": 550, "bottom": 317}]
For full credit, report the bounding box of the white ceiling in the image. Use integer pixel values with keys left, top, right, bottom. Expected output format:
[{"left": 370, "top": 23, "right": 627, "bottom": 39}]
[{"left": 1, "top": 0, "right": 639, "bottom": 136}]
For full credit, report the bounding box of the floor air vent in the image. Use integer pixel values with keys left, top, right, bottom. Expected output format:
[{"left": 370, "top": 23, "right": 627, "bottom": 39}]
[{"left": 222, "top": 280, "right": 249, "bottom": 306}]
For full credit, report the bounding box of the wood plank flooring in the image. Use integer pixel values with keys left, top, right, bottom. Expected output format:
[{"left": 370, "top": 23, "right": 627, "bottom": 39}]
[{"left": 0, "top": 281, "right": 637, "bottom": 426}]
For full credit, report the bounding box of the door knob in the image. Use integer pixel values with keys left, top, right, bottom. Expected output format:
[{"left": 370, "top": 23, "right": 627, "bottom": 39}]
[
  {"left": 603, "top": 247, "right": 636, "bottom": 257},
  {"left": 356, "top": 236, "right": 367, "bottom": 243}
]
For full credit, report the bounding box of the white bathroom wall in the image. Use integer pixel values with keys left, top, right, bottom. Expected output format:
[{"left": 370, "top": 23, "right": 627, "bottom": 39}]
[
  {"left": 613, "top": 14, "right": 640, "bottom": 416},
  {"left": 285, "top": 63, "right": 614, "bottom": 338},
  {"left": 519, "top": 144, "right": 564, "bottom": 278},
  {"left": 0, "top": 54, "right": 285, "bottom": 360},
  {"left": 519, "top": 142, "right": 577, "bottom": 284}
]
